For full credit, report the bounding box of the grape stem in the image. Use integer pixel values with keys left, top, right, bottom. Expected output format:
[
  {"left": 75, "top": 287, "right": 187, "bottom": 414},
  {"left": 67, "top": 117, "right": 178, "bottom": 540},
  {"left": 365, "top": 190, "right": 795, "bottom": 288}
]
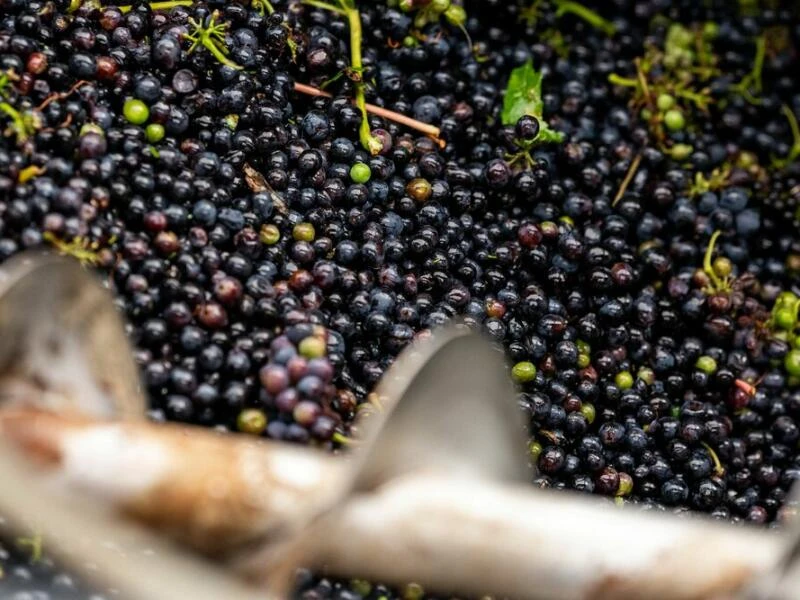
[
  {"left": 772, "top": 104, "right": 800, "bottom": 169},
  {"left": 608, "top": 59, "right": 652, "bottom": 108},
  {"left": 43, "top": 232, "right": 105, "bottom": 266},
  {"left": 0, "top": 69, "right": 19, "bottom": 99},
  {"left": 251, "top": 0, "right": 275, "bottom": 15},
  {"left": 612, "top": 152, "right": 642, "bottom": 206},
  {"left": 0, "top": 102, "right": 38, "bottom": 145},
  {"left": 118, "top": 1, "right": 193, "bottom": 13},
  {"left": 700, "top": 442, "right": 725, "bottom": 478},
  {"left": 553, "top": 0, "right": 616, "bottom": 37},
  {"left": 731, "top": 34, "right": 765, "bottom": 105},
  {"left": 302, "top": 0, "right": 346, "bottom": 15},
  {"left": 703, "top": 230, "right": 726, "bottom": 293},
  {"left": 37, "top": 80, "right": 90, "bottom": 110},
  {"left": 332, "top": 431, "right": 358, "bottom": 446},
  {"left": 293, "top": 82, "right": 445, "bottom": 147},
  {"left": 302, "top": 0, "right": 383, "bottom": 154},
  {"left": 184, "top": 11, "right": 243, "bottom": 71},
  {"left": 607, "top": 73, "right": 639, "bottom": 88}
]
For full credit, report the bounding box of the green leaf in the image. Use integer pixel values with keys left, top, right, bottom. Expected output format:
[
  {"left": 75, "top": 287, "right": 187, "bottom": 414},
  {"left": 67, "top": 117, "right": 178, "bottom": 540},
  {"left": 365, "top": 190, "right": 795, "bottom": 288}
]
[
  {"left": 537, "top": 124, "right": 565, "bottom": 144},
  {"left": 501, "top": 60, "right": 564, "bottom": 144},
  {"left": 501, "top": 60, "right": 544, "bottom": 126}
]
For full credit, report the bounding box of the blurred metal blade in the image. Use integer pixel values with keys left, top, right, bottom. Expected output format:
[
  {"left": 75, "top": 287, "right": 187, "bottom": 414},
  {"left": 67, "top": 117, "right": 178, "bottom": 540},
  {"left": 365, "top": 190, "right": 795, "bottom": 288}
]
[
  {"left": 0, "top": 406, "right": 346, "bottom": 559},
  {"left": 0, "top": 252, "right": 146, "bottom": 420},
  {"left": 350, "top": 323, "right": 530, "bottom": 490},
  {"left": 0, "top": 438, "right": 273, "bottom": 600}
]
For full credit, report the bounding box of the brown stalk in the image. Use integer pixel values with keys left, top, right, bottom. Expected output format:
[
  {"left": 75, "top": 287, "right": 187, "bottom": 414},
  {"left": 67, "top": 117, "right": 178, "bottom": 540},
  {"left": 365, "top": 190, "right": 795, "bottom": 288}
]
[
  {"left": 293, "top": 82, "right": 446, "bottom": 148},
  {"left": 735, "top": 378, "right": 757, "bottom": 396},
  {"left": 613, "top": 152, "right": 643, "bottom": 206},
  {"left": 37, "top": 80, "right": 90, "bottom": 110}
]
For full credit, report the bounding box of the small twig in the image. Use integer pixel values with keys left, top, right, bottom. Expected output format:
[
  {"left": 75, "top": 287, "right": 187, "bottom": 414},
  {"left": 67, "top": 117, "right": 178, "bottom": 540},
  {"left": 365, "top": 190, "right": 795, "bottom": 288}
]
[
  {"left": 243, "top": 163, "right": 288, "bottom": 215},
  {"left": 332, "top": 431, "right": 360, "bottom": 446},
  {"left": 731, "top": 34, "right": 765, "bottom": 105},
  {"left": 702, "top": 230, "right": 732, "bottom": 294},
  {"left": 553, "top": 0, "right": 616, "bottom": 37},
  {"left": 772, "top": 104, "right": 800, "bottom": 169},
  {"left": 675, "top": 86, "right": 712, "bottom": 111},
  {"left": 613, "top": 152, "right": 642, "bottom": 206},
  {"left": 735, "top": 378, "right": 757, "bottom": 397},
  {"left": 17, "top": 164, "right": 46, "bottom": 184},
  {"left": 700, "top": 442, "right": 725, "bottom": 478},
  {"left": 37, "top": 80, "right": 90, "bottom": 110},
  {"left": 634, "top": 58, "right": 652, "bottom": 106},
  {"left": 293, "top": 82, "right": 445, "bottom": 148},
  {"left": 608, "top": 73, "right": 639, "bottom": 88},
  {"left": 43, "top": 232, "right": 105, "bottom": 266},
  {"left": 0, "top": 69, "right": 20, "bottom": 99}
]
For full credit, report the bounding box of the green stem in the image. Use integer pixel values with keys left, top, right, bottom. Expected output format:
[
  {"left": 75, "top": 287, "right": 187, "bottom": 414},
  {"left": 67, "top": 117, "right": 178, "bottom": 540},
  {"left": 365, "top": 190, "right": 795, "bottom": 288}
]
[
  {"left": 345, "top": 6, "right": 382, "bottom": 154},
  {"left": 782, "top": 104, "right": 800, "bottom": 163},
  {"left": 456, "top": 23, "right": 473, "bottom": 53},
  {"left": 302, "top": 0, "right": 347, "bottom": 15},
  {"left": 0, "top": 102, "right": 20, "bottom": 120},
  {"left": 320, "top": 69, "right": 346, "bottom": 89},
  {"left": 332, "top": 431, "right": 356, "bottom": 446},
  {"left": 701, "top": 442, "right": 725, "bottom": 478},
  {"left": 302, "top": 0, "right": 381, "bottom": 153},
  {"left": 519, "top": 0, "right": 544, "bottom": 27},
  {"left": 675, "top": 88, "right": 711, "bottom": 110},
  {"left": 554, "top": 0, "right": 616, "bottom": 37},
  {"left": 0, "top": 103, "right": 27, "bottom": 142},
  {"left": 205, "top": 37, "right": 241, "bottom": 70},
  {"left": 118, "top": 0, "right": 193, "bottom": 13},
  {"left": 731, "top": 34, "right": 765, "bottom": 104},
  {"left": 703, "top": 230, "right": 724, "bottom": 291},
  {"left": 751, "top": 34, "right": 765, "bottom": 95},
  {"left": 607, "top": 73, "right": 639, "bottom": 88},
  {"left": 772, "top": 104, "right": 800, "bottom": 169},
  {"left": 253, "top": 0, "right": 275, "bottom": 15}
]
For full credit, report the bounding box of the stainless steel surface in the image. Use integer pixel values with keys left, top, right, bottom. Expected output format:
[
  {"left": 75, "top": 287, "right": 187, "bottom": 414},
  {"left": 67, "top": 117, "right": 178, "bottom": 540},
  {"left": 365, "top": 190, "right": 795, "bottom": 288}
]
[
  {"left": 0, "top": 438, "right": 271, "bottom": 600},
  {"left": 0, "top": 252, "right": 146, "bottom": 419}
]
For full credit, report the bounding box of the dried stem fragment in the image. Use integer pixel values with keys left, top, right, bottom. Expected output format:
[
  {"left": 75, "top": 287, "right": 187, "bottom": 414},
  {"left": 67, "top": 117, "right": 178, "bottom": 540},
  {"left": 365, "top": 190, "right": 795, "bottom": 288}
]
[
  {"left": 613, "top": 152, "right": 642, "bottom": 206},
  {"left": 293, "top": 82, "right": 445, "bottom": 148}
]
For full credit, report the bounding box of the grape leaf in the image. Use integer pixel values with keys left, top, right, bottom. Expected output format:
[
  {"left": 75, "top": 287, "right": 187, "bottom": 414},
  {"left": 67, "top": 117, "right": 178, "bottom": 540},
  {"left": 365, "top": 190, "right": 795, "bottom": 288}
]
[
  {"left": 501, "top": 60, "right": 543, "bottom": 125},
  {"left": 536, "top": 127, "right": 566, "bottom": 144},
  {"left": 501, "top": 60, "right": 564, "bottom": 143}
]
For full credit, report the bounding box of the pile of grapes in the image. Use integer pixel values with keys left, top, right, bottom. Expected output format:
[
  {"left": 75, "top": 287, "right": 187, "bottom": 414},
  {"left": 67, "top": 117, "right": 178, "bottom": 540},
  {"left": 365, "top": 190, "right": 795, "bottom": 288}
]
[{"left": 1, "top": 0, "right": 799, "bottom": 597}]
